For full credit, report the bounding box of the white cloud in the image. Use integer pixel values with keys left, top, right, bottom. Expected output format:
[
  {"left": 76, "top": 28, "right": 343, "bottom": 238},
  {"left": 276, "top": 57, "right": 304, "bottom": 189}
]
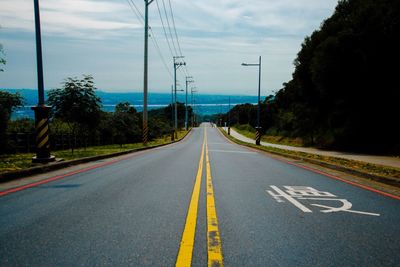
[
  {"left": 170, "top": 0, "right": 337, "bottom": 34},
  {"left": 1, "top": 0, "right": 339, "bottom": 93},
  {"left": 0, "top": 0, "right": 140, "bottom": 38}
]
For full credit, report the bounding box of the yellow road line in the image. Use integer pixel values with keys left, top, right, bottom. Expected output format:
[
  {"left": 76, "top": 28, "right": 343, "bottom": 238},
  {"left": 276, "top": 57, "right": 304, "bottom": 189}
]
[
  {"left": 205, "top": 128, "right": 224, "bottom": 267},
  {"left": 176, "top": 128, "right": 206, "bottom": 267}
]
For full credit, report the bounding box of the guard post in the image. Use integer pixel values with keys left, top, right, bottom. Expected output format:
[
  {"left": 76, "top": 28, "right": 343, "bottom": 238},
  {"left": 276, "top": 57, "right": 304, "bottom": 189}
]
[
  {"left": 255, "top": 127, "right": 262, "bottom": 146},
  {"left": 32, "top": 106, "right": 55, "bottom": 163}
]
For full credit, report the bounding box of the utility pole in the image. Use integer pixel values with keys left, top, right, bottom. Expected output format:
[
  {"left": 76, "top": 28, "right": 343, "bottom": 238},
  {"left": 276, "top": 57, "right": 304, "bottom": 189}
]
[
  {"left": 171, "top": 85, "right": 174, "bottom": 125},
  {"left": 170, "top": 85, "right": 175, "bottom": 140},
  {"left": 185, "top": 76, "right": 194, "bottom": 130},
  {"left": 191, "top": 87, "right": 197, "bottom": 127},
  {"left": 32, "top": 0, "right": 55, "bottom": 163},
  {"left": 143, "top": 0, "right": 154, "bottom": 145},
  {"left": 173, "top": 56, "right": 185, "bottom": 136}
]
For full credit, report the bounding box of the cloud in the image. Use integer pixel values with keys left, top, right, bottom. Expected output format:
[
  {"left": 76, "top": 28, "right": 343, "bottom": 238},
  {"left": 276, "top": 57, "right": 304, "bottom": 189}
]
[
  {"left": 169, "top": 0, "right": 337, "bottom": 35},
  {"left": 1, "top": 0, "right": 339, "bottom": 93},
  {"left": 0, "top": 0, "right": 141, "bottom": 39}
]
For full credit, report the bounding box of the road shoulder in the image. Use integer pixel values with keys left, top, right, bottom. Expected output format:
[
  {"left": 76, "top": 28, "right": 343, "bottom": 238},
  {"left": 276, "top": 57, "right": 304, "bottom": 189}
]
[{"left": 0, "top": 129, "right": 193, "bottom": 194}]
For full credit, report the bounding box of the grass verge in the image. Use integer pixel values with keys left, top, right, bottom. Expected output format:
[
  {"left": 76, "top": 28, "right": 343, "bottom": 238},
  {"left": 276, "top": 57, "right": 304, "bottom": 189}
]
[
  {"left": 0, "top": 130, "right": 188, "bottom": 173},
  {"left": 220, "top": 128, "right": 400, "bottom": 185},
  {"left": 233, "top": 125, "right": 303, "bottom": 147}
]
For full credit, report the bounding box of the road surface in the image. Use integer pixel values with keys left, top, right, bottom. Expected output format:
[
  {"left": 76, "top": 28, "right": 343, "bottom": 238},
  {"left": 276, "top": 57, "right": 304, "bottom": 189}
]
[{"left": 1, "top": 124, "right": 399, "bottom": 266}]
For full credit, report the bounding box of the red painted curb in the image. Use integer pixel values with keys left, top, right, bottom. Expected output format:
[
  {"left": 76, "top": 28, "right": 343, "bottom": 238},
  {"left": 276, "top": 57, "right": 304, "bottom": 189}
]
[
  {"left": 0, "top": 151, "right": 143, "bottom": 197},
  {"left": 0, "top": 129, "right": 193, "bottom": 197}
]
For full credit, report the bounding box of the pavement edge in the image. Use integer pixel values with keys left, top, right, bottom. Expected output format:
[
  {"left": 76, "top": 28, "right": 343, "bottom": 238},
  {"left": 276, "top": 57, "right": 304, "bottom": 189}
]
[{"left": 0, "top": 129, "right": 193, "bottom": 183}]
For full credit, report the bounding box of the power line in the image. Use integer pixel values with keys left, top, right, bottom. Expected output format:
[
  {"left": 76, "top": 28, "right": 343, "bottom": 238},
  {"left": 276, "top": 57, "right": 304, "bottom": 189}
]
[
  {"left": 125, "top": 0, "right": 173, "bottom": 79},
  {"left": 150, "top": 29, "right": 174, "bottom": 78},
  {"left": 127, "top": 0, "right": 144, "bottom": 22},
  {"left": 141, "top": 0, "right": 191, "bottom": 78},
  {"left": 160, "top": 0, "right": 179, "bottom": 57},
  {"left": 125, "top": 0, "right": 192, "bottom": 83},
  {"left": 155, "top": 0, "right": 174, "bottom": 58},
  {"left": 167, "top": 0, "right": 183, "bottom": 56},
  {"left": 166, "top": 0, "right": 190, "bottom": 77}
]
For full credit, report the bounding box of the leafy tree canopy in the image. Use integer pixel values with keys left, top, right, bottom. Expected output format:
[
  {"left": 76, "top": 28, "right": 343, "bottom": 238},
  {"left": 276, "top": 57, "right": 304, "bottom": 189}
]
[
  {"left": 227, "top": 0, "right": 400, "bottom": 153},
  {"left": 47, "top": 75, "right": 102, "bottom": 131},
  {"left": 0, "top": 91, "right": 23, "bottom": 153}
]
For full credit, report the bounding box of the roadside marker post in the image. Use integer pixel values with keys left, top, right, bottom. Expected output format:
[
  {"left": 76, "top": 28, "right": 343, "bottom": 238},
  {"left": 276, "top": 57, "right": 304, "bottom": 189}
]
[
  {"left": 255, "top": 127, "right": 262, "bottom": 146},
  {"left": 31, "top": 106, "right": 55, "bottom": 163}
]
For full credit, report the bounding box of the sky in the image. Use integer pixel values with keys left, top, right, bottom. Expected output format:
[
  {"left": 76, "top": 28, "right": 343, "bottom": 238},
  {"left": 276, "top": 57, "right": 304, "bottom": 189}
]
[{"left": 0, "top": 0, "right": 339, "bottom": 95}]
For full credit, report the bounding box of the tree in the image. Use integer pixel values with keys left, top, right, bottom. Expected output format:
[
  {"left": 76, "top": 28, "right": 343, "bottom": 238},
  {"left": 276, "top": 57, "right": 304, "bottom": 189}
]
[
  {"left": 258, "top": 0, "right": 400, "bottom": 152},
  {"left": 0, "top": 91, "right": 23, "bottom": 153},
  {"left": 112, "top": 102, "right": 141, "bottom": 145},
  {"left": 47, "top": 75, "right": 102, "bottom": 152}
]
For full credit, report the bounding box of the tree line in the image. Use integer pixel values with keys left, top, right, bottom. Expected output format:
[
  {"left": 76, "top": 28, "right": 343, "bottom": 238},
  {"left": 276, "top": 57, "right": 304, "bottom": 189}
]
[
  {"left": 0, "top": 75, "right": 192, "bottom": 154},
  {"left": 219, "top": 0, "right": 399, "bottom": 153}
]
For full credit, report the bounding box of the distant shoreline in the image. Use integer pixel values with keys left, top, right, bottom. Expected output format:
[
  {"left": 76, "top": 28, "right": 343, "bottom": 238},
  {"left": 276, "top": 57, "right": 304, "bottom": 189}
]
[
  {"left": 1, "top": 88, "right": 260, "bottom": 97},
  {"left": 2, "top": 89, "right": 260, "bottom": 118}
]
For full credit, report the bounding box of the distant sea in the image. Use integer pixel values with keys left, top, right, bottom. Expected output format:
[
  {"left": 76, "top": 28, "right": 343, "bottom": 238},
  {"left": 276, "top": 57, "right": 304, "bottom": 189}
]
[{"left": 2, "top": 89, "right": 259, "bottom": 119}]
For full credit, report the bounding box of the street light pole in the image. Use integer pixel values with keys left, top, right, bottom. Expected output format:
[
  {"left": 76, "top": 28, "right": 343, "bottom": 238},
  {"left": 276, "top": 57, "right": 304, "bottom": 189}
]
[
  {"left": 143, "top": 0, "right": 154, "bottom": 145},
  {"left": 173, "top": 56, "right": 185, "bottom": 136},
  {"left": 185, "top": 76, "right": 193, "bottom": 131},
  {"left": 171, "top": 85, "right": 174, "bottom": 125},
  {"left": 242, "top": 56, "right": 262, "bottom": 145},
  {"left": 32, "top": 0, "right": 55, "bottom": 163}
]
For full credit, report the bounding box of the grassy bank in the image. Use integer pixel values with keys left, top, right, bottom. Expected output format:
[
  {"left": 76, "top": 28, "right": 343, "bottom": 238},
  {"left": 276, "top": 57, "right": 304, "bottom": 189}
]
[
  {"left": 0, "top": 130, "right": 188, "bottom": 173},
  {"left": 221, "top": 128, "right": 400, "bottom": 182},
  {"left": 233, "top": 124, "right": 303, "bottom": 147}
]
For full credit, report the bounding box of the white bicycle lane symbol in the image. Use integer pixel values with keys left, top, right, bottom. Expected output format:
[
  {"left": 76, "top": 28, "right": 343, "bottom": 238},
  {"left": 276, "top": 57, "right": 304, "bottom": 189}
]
[{"left": 267, "top": 186, "right": 380, "bottom": 216}]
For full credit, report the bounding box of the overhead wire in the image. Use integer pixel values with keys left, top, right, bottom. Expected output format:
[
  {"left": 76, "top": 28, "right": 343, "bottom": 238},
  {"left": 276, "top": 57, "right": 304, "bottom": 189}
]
[
  {"left": 125, "top": 0, "right": 198, "bottom": 115},
  {"left": 126, "top": 0, "right": 144, "bottom": 21},
  {"left": 126, "top": 0, "right": 173, "bottom": 79},
  {"left": 158, "top": 0, "right": 191, "bottom": 82},
  {"left": 160, "top": 0, "right": 179, "bottom": 57},
  {"left": 155, "top": 0, "right": 175, "bottom": 59},
  {"left": 166, "top": 0, "right": 191, "bottom": 77},
  {"left": 125, "top": 0, "right": 195, "bottom": 87},
  {"left": 167, "top": 0, "right": 183, "bottom": 57}
]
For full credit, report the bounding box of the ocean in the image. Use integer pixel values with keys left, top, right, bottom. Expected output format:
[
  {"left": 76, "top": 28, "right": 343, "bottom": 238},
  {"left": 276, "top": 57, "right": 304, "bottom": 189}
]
[{"left": 3, "top": 89, "right": 259, "bottom": 119}]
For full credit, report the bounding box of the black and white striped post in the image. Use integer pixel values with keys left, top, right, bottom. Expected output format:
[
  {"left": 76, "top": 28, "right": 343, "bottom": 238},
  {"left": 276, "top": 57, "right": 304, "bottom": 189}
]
[
  {"left": 255, "top": 127, "right": 262, "bottom": 146},
  {"left": 32, "top": 0, "right": 55, "bottom": 163}
]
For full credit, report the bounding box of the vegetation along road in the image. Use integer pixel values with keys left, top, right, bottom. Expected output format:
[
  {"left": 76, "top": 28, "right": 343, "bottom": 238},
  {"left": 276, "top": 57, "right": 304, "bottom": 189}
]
[{"left": 1, "top": 124, "right": 399, "bottom": 266}]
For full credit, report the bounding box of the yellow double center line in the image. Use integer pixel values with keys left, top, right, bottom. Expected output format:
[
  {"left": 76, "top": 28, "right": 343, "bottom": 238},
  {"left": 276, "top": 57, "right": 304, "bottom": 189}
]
[{"left": 176, "top": 126, "right": 223, "bottom": 267}]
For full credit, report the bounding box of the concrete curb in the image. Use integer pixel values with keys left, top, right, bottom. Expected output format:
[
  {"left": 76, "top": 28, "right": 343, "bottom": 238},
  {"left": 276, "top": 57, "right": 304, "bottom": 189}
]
[
  {"left": 0, "top": 129, "right": 192, "bottom": 183},
  {"left": 218, "top": 128, "right": 400, "bottom": 188}
]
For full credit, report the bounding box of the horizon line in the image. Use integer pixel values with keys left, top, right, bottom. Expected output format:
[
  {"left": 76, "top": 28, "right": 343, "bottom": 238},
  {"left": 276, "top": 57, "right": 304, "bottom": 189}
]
[{"left": 1, "top": 88, "right": 265, "bottom": 97}]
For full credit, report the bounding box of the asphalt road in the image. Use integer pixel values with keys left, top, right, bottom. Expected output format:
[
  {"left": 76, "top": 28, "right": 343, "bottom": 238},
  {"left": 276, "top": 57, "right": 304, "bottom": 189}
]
[{"left": 1, "top": 124, "right": 399, "bottom": 266}]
